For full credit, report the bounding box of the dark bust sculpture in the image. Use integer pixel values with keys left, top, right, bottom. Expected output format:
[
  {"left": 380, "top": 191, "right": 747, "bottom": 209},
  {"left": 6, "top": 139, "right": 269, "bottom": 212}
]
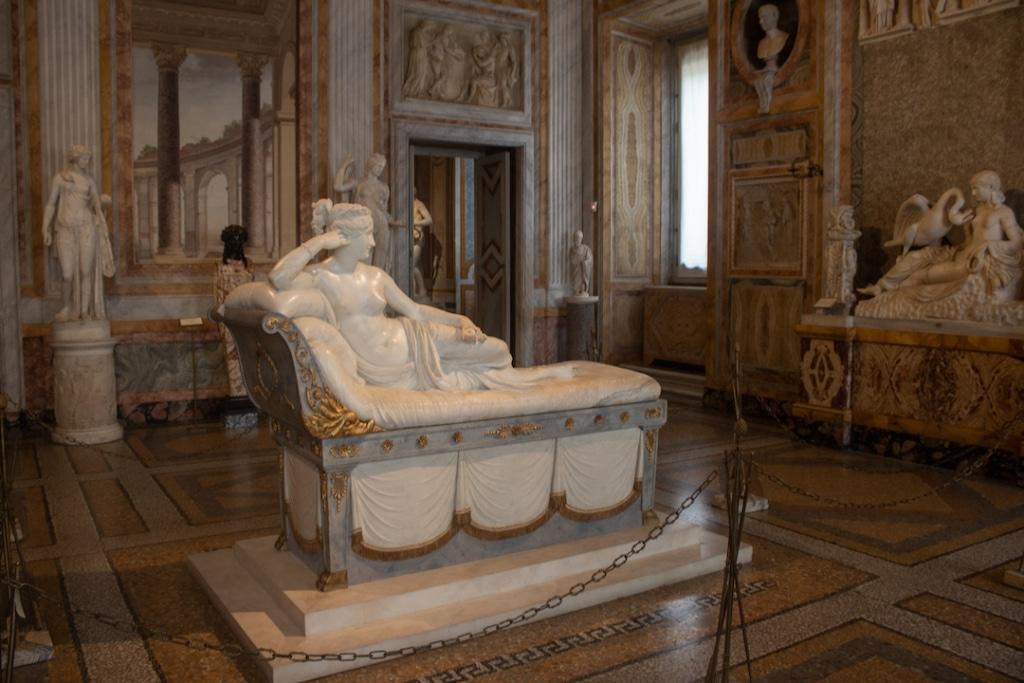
[{"left": 220, "top": 224, "right": 248, "bottom": 265}]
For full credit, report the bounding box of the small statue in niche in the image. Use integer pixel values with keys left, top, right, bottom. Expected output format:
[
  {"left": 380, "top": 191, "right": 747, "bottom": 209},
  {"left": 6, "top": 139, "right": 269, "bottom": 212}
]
[
  {"left": 857, "top": 170, "right": 1024, "bottom": 324},
  {"left": 42, "top": 144, "right": 115, "bottom": 322},
  {"left": 753, "top": 3, "right": 789, "bottom": 114},
  {"left": 569, "top": 230, "right": 594, "bottom": 298},
  {"left": 868, "top": 0, "right": 896, "bottom": 34},
  {"left": 215, "top": 225, "right": 254, "bottom": 398}
]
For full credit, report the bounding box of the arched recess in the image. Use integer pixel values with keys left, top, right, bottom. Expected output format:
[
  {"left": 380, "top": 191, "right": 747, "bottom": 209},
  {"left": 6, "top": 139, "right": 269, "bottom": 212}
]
[{"left": 197, "top": 167, "right": 232, "bottom": 257}]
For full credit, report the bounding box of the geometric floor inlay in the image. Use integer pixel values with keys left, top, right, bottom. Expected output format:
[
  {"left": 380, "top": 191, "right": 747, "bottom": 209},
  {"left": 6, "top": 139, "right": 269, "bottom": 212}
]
[{"left": 9, "top": 401, "right": 1024, "bottom": 682}]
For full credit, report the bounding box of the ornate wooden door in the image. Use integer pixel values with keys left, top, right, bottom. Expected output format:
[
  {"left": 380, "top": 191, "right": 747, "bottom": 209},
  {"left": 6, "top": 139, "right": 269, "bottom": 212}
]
[{"left": 474, "top": 151, "right": 511, "bottom": 344}]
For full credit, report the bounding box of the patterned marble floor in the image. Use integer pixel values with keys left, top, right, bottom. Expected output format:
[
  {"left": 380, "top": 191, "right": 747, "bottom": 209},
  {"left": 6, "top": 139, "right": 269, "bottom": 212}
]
[{"left": 7, "top": 402, "right": 1023, "bottom": 682}]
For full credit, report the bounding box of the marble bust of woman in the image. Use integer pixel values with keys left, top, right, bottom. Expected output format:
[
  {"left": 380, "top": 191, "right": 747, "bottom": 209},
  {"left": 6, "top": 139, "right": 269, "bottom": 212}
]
[{"left": 269, "top": 201, "right": 572, "bottom": 391}]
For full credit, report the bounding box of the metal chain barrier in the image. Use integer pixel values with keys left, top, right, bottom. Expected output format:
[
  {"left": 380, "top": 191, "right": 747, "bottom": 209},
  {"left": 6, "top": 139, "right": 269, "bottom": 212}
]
[{"left": 0, "top": 469, "right": 718, "bottom": 664}]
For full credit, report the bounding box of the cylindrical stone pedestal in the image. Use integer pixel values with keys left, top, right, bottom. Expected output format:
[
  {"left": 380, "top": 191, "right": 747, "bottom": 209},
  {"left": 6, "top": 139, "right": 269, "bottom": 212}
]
[
  {"left": 566, "top": 295, "right": 599, "bottom": 361},
  {"left": 51, "top": 320, "right": 123, "bottom": 445}
]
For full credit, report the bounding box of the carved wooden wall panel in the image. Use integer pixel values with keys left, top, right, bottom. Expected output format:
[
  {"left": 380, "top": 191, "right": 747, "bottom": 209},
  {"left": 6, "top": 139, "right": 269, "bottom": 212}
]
[
  {"left": 730, "top": 280, "right": 804, "bottom": 381},
  {"left": 610, "top": 290, "right": 645, "bottom": 356},
  {"left": 643, "top": 286, "right": 708, "bottom": 367},
  {"left": 599, "top": 22, "right": 661, "bottom": 364}
]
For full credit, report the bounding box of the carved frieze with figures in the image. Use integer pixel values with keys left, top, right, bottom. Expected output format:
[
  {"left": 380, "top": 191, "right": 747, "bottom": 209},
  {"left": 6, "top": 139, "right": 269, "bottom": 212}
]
[
  {"left": 859, "top": 0, "right": 1021, "bottom": 44},
  {"left": 730, "top": 174, "right": 804, "bottom": 275},
  {"left": 392, "top": 2, "right": 531, "bottom": 125}
]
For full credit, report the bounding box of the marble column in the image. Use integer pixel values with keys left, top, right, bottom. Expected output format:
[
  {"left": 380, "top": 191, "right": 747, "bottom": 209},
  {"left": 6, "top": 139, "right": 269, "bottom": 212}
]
[
  {"left": 153, "top": 43, "right": 187, "bottom": 257},
  {"left": 238, "top": 53, "right": 269, "bottom": 251}
]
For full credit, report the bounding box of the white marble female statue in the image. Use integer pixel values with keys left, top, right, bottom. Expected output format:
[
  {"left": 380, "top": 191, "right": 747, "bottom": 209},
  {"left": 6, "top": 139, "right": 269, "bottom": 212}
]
[
  {"left": 353, "top": 154, "right": 396, "bottom": 274},
  {"left": 42, "top": 145, "right": 115, "bottom": 322},
  {"left": 269, "top": 201, "right": 572, "bottom": 391},
  {"left": 569, "top": 230, "right": 594, "bottom": 297},
  {"left": 858, "top": 170, "right": 1023, "bottom": 321}
]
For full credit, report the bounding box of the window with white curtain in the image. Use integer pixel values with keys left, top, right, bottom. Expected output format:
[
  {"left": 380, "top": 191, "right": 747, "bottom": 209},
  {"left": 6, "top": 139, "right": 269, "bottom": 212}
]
[{"left": 673, "top": 37, "right": 709, "bottom": 280}]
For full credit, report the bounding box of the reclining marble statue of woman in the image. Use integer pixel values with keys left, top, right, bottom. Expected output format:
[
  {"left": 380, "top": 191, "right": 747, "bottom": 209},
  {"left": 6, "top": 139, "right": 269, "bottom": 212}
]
[{"left": 267, "top": 200, "right": 573, "bottom": 391}]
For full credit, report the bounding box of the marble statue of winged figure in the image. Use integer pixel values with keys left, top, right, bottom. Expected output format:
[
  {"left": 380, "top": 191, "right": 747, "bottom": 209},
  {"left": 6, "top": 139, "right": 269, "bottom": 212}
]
[{"left": 884, "top": 188, "right": 970, "bottom": 256}]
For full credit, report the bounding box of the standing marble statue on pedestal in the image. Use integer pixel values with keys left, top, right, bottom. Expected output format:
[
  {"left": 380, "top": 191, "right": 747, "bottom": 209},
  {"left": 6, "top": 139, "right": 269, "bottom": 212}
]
[
  {"left": 567, "top": 230, "right": 598, "bottom": 360},
  {"left": 411, "top": 197, "right": 433, "bottom": 303},
  {"left": 43, "top": 145, "right": 122, "bottom": 444}
]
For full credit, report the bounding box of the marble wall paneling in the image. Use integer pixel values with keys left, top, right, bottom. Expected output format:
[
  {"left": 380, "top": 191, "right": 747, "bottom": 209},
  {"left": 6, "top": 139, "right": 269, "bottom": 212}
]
[
  {"left": 548, "top": 0, "right": 584, "bottom": 295},
  {"left": 610, "top": 31, "right": 655, "bottom": 280},
  {"left": 37, "top": 0, "right": 102, "bottom": 296},
  {"left": 850, "top": 341, "right": 1024, "bottom": 444},
  {"left": 643, "top": 286, "right": 708, "bottom": 367},
  {"left": 328, "top": 0, "right": 373, "bottom": 199},
  {"left": 389, "top": 0, "right": 533, "bottom": 128},
  {"left": 114, "top": 339, "right": 228, "bottom": 404},
  {"left": 729, "top": 279, "right": 803, "bottom": 376},
  {"left": 857, "top": 8, "right": 1024, "bottom": 286}
]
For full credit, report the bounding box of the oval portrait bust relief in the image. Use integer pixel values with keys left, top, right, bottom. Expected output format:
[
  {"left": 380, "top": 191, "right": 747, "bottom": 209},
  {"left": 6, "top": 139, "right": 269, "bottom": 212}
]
[{"left": 730, "top": 0, "right": 806, "bottom": 97}]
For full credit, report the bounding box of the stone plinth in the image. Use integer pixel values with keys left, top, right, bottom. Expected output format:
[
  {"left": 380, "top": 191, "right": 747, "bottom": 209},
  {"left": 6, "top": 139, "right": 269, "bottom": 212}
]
[
  {"left": 51, "top": 320, "right": 122, "bottom": 445},
  {"left": 566, "top": 295, "right": 598, "bottom": 361},
  {"left": 189, "top": 521, "right": 745, "bottom": 682}
]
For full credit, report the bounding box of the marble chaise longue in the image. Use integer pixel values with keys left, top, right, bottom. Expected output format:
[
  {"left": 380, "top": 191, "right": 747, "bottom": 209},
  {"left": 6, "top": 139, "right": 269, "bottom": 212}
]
[{"left": 214, "top": 287, "right": 668, "bottom": 592}]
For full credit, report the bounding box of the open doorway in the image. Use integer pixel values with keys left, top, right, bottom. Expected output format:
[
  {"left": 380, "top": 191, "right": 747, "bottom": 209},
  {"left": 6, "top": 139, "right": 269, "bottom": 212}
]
[{"left": 408, "top": 146, "right": 514, "bottom": 349}]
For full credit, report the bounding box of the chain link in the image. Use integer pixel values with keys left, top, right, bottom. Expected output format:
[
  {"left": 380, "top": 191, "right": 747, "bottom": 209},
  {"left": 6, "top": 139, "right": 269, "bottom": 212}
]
[{"left": 0, "top": 469, "right": 717, "bottom": 663}]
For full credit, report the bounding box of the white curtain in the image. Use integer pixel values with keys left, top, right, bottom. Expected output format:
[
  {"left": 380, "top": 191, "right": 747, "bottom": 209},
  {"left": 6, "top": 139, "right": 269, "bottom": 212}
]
[
  {"left": 456, "top": 440, "right": 555, "bottom": 530},
  {"left": 553, "top": 429, "right": 641, "bottom": 512},
  {"left": 678, "top": 38, "right": 709, "bottom": 271},
  {"left": 351, "top": 452, "right": 457, "bottom": 550}
]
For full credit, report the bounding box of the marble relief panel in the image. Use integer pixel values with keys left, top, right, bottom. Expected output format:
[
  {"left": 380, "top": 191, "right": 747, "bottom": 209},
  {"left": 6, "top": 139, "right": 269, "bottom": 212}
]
[
  {"left": 730, "top": 175, "right": 803, "bottom": 275},
  {"left": 611, "top": 34, "right": 654, "bottom": 280},
  {"left": 730, "top": 280, "right": 803, "bottom": 373},
  {"left": 643, "top": 287, "right": 708, "bottom": 367},
  {"left": 390, "top": 1, "right": 533, "bottom": 126}
]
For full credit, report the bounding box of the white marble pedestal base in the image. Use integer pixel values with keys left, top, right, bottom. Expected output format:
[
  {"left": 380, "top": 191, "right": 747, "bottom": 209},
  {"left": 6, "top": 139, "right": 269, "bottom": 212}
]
[
  {"left": 189, "top": 520, "right": 747, "bottom": 683},
  {"left": 50, "top": 320, "right": 123, "bottom": 445}
]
